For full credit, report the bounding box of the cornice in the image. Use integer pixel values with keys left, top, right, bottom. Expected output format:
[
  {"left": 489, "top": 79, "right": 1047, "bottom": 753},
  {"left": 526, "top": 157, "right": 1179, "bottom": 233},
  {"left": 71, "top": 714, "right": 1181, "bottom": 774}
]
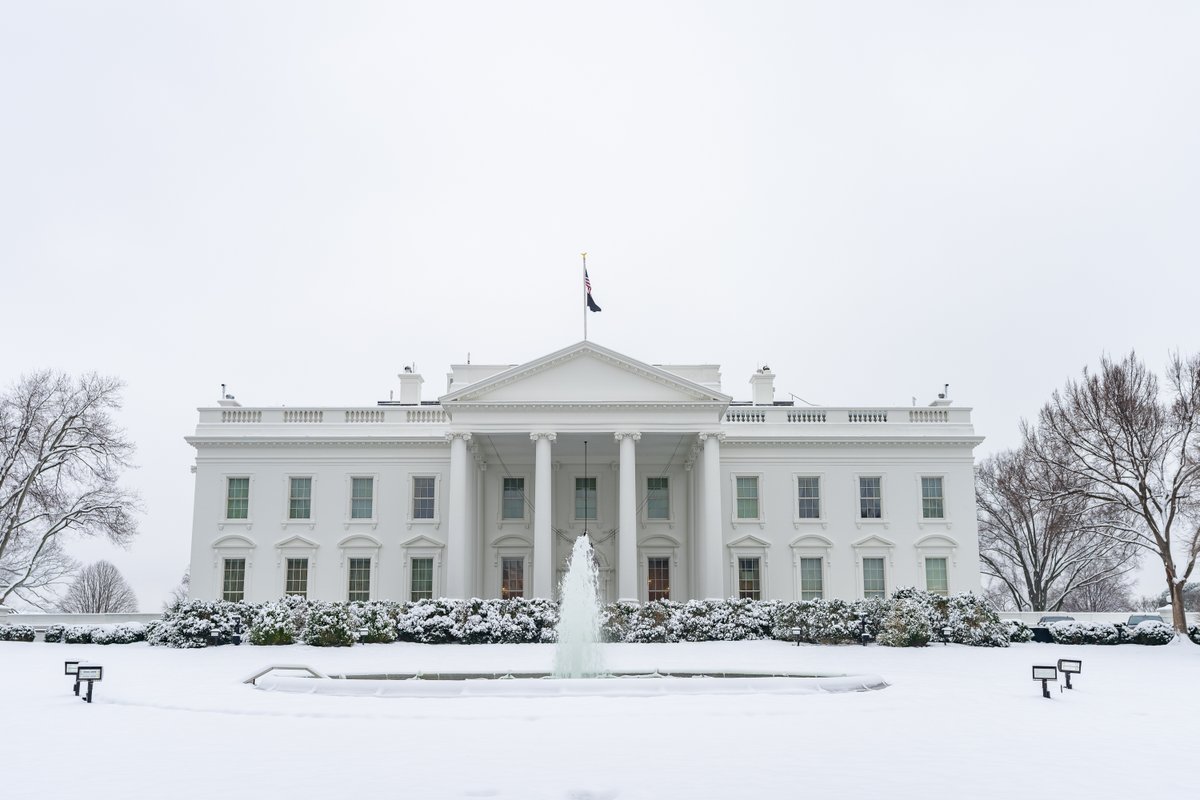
[
  {"left": 186, "top": 437, "right": 450, "bottom": 449},
  {"left": 720, "top": 437, "right": 985, "bottom": 448},
  {"left": 446, "top": 401, "right": 728, "bottom": 412}
]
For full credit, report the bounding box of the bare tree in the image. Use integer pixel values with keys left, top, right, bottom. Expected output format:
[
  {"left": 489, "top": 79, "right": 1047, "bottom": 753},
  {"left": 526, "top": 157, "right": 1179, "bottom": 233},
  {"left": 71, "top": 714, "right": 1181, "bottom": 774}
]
[
  {"left": 58, "top": 560, "right": 138, "bottom": 613},
  {"left": 1059, "top": 571, "right": 1136, "bottom": 612},
  {"left": 1025, "top": 352, "right": 1200, "bottom": 632},
  {"left": 0, "top": 372, "right": 139, "bottom": 608},
  {"left": 165, "top": 568, "right": 190, "bottom": 611},
  {"left": 977, "top": 447, "right": 1138, "bottom": 611}
]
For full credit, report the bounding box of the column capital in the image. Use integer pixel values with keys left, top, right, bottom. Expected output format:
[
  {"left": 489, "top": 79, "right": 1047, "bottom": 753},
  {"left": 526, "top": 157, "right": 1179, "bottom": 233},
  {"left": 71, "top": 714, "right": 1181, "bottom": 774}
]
[
  {"left": 445, "top": 432, "right": 473, "bottom": 443},
  {"left": 698, "top": 432, "right": 726, "bottom": 443},
  {"left": 613, "top": 432, "right": 642, "bottom": 442},
  {"left": 530, "top": 432, "right": 558, "bottom": 442}
]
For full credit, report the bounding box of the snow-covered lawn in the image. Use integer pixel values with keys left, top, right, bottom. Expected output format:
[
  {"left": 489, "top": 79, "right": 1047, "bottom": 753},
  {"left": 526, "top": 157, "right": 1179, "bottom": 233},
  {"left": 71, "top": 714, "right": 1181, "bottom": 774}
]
[{"left": 3, "top": 639, "right": 1196, "bottom": 799}]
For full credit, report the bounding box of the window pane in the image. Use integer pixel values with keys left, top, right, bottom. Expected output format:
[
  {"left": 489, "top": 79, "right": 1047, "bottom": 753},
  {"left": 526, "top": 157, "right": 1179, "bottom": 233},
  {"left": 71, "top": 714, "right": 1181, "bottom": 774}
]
[
  {"left": 348, "top": 557, "right": 371, "bottom": 602},
  {"left": 411, "top": 557, "right": 434, "bottom": 601},
  {"left": 289, "top": 477, "right": 312, "bottom": 519},
  {"left": 647, "top": 557, "right": 670, "bottom": 601},
  {"left": 800, "top": 557, "right": 823, "bottom": 601},
  {"left": 351, "top": 477, "right": 374, "bottom": 519},
  {"left": 646, "top": 476, "right": 669, "bottom": 520},
  {"left": 737, "top": 557, "right": 761, "bottom": 600},
  {"left": 859, "top": 477, "right": 882, "bottom": 519},
  {"left": 736, "top": 476, "right": 759, "bottom": 519},
  {"left": 926, "top": 557, "right": 949, "bottom": 595},
  {"left": 796, "top": 476, "right": 820, "bottom": 519},
  {"left": 412, "top": 476, "right": 436, "bottom": 519},
  {"left": 501, "top": 557, "right": 524, "bottom": 599},
  {"left": 502, "top": 477, "right": 525, "bottom": 520},
  {"left": 226, "top": 477, "right": 249, "bottom": 519},
  {"left": 222, "top": 558, "right": 245, "bottom": 602},
  {"left": 285, "top": 557, "right": 308, "bottom": 598},
  {"left": 863, "top": 557, "right": 885, "bottom": 598},
  {"left": 921, "top": 476, "right": 944, "bottom": 519},
  {"left": 575, "top": 477, "right": 597, "bottom": 520}
]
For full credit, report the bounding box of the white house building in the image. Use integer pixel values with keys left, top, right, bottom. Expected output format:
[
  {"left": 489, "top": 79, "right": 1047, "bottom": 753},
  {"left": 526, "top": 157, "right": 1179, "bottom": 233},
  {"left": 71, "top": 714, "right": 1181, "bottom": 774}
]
[{"left": 187, "top": 341, "right": 983, "bottom": 605}]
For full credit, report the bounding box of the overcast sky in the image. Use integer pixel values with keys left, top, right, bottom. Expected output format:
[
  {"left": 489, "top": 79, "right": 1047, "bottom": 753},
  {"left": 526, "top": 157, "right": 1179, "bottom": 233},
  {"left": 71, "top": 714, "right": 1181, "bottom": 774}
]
[{"left": 3, "top": 2, "right": 1197, "bottom": 609}]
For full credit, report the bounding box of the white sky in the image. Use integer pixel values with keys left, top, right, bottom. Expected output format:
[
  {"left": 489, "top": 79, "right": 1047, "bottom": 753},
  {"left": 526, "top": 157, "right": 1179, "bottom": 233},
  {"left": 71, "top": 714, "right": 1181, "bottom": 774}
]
[{"left": 3, "top": 1, "right": 1198, "bottom": 609}]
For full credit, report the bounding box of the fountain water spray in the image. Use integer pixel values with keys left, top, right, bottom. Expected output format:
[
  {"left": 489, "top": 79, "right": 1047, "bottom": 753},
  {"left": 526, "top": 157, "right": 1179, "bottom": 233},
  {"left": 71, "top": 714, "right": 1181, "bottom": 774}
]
[{"left": 553, "top": 534, "right": 605, "bottom": 678}]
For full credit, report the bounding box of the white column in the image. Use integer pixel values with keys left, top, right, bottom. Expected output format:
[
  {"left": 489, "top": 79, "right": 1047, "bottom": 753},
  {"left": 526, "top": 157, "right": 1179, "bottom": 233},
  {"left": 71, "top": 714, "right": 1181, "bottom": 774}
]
[
  {"left": 446, "top": 432, "right": 472, "bottom": 598},
  {"left": 615, "top": 432, "right": 641, "bottom": 603},
  {"left": 700, "top": 433, "right": 725, "bottom": 600},
  {"left": 531, "top": 432, "right": 556, "bottom": 598}
]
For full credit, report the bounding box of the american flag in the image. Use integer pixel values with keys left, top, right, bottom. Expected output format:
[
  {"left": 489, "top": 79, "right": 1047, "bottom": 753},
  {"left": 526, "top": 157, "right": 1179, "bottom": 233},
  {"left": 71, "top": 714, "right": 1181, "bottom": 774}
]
[{"left": 585, "top": 269, "right": 601, "bottom": 312}]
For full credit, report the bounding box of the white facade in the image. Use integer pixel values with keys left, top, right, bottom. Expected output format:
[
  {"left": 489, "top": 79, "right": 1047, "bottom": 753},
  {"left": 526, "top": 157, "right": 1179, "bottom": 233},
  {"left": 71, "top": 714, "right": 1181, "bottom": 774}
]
[{"left": 186, "top": 341, "right": 984, "bottom": 604}]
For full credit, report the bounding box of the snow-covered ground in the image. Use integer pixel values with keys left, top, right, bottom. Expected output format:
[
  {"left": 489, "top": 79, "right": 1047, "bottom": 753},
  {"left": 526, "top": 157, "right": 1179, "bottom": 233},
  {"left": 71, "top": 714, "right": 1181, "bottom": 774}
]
[{"left": 2, "top": 639, "right": 1196, "bottom": 799}]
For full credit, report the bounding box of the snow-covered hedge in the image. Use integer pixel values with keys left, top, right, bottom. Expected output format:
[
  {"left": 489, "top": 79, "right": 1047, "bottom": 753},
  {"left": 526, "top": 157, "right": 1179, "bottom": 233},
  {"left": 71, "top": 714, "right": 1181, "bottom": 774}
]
[
  {"left": 1130, "top": 620, "right": 1175, "bottom": 646},
  {"left": 772, "top": 598, "right": 886, "bottom": 644},
  {"left": 147, "top": 599, "right": 254, "bottom": 648},
  {"left": 302, "top": 601, "right": 355, "bottom": 647},
  {"left": 1048, "top": 620, "right": 1120, "bottom": 645},
  {"left": 249, "top": 599, "right": 300, "bottom": 646},
  {"left": 64, "top": 625, "right": 98, "bottom": 644},
  {"left": 877, "top": 596, "right": 933, "bottom": 647},
  {"left": 0, "top": 624, "right": 36, "bottom": 642},
  {"left": 1189, "top": 624, "right": 1200, "bottom": 645},
  {"left": 91, "top": 623, "right": 146, "bottom": 645},
  {"left": 350, "top": 601, "right": 400, "bottom": 644},
  {"left": 395, "top": 598, "right": 559, "bottom": 644},
  {"left": 1005, "top": 619, "right": 1034, "bottom": 643},
  {"left": 43, "top": 624, "right": 66, "bottom": 643}
]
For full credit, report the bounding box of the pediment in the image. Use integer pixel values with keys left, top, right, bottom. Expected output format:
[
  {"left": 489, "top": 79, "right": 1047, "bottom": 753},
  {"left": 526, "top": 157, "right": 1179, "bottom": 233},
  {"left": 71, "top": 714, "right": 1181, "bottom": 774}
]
[
  {"left": 852, "top": 534, "right": 896, "bottom": 549},
  {"left": 275, "top": 534, "right": 319, "bottom": 549},
  {"left": 338, "top": 534, "right": 383, "bottom": 549},
  {"left": 441, "top": 341, "right": 731, "bottom": 406},
  {"left": 790, "top": 534, "right": 834, "bottom": 549},
  {"left": 212, "top": 534, "right": 256, "bottom": 549},
  {"left": 641, "top": 533, "right": 681, "bottom": 548},
  {"left": 914, "top": 534, "right": 959, "bottom": 549},
  {"left": 400, "top": 534, "right": 445, "bottom": 549},
  {"left": 728, "top": 533, "right": 772, "bottom": 548}
]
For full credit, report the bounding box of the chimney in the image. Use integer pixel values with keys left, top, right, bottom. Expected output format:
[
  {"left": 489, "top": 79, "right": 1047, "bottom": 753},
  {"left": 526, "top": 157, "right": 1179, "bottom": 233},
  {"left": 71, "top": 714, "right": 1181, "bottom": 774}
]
[
  {"left": 750, "top": 366, "right": 775, "bottom": 406},
  {"left": 397, "top": 367, "right": 424, "bottom": 405}
]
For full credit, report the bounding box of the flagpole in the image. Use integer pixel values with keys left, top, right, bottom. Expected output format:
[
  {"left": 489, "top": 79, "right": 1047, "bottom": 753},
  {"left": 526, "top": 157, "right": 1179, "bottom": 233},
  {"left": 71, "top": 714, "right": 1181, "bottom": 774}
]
[{"left": 582, "top": 252, "right": 588, "bottom": 341}]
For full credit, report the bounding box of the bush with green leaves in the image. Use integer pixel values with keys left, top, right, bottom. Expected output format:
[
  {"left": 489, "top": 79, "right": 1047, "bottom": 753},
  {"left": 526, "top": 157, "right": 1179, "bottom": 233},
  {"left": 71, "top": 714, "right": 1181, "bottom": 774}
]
[
  {"left": 0, "top": 624, "right": 36, "bottom": 642},
  {"left": 1049, "top": 620, "right": 1120, "bottom": 645},
  {"left": 90, "top": 623, "right": 146, "bottom": 645},
  {"left": 1130, "top": 620, "right": 1175, "bottom": 645},
  {"left": 302, "top": 601, "right": 356, "bottom": 647},
  {"left": 1188, "top": 624, "right": 1200, "bottom": 645},
  {"left": 43, "top": 624, "right": 66, "bottom": 643},
  {"left": 64, "top": 625, "right": 99, "bottom": 644},
  {"left": 877, "top": 595, "right": 934, "bottom": 647},
  {"left": 349, "top": 601, "right": 400, "bottom": 644},
  {"left": 772, "top": 598, "right": 884, "bottom": 645},
  {"left": 147, "top": 599, "right": 253, "bottom": 648},
  {"left": 667, "top": 599, "right": 777, "bottom": 642},
  {"left": 249, "top": 600, "right": 300, "bottom": 646},
  {"left": 603, "top": 600, "right": 670, "bottom": 643},
  {"left": 1005, "top": 619, "right": 1034, "bottom": 643}
]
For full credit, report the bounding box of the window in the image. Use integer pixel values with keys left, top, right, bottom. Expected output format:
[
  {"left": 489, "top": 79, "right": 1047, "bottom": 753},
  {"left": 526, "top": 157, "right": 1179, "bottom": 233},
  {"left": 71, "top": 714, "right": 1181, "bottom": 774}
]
[
  {"left": 800, "top": 557, "right": 824, "bottom": 601},
  {"left": 859, "top": 476, "right": 882, "bottom": 519},
  {"left": 502, "top": 477, "right": 525, "bottom": 520},
  {"left": 921, "top": 477, "right": 945, "bottom": 519},
  {"left": 412, "top": 476, "right": 436, "bottom": 519},
  {"left": 647, "top": 556, "right": 670, "bottom": 601},
  {"left": 351, "top": 477, "right": 374, "bottom": 519},
  {"left": 646, "top": 476, "right": 670, "bottom": 520},
  {"left": 796, "top": 476, "right": 821, "bottom": 519},
  {"left": 226, "top": 477, "right": 249, "bottom": 519},
  {"left": 411, "top": 557, "right": 434, "bottom": 601},
  {"left": 925, "top": 557, "right": 949, "bottom": 595},
  {"left": 288, "top": 477, "right": 312, "bottom": 520},
  {"left": 737, "top": 557, "right": 761, "bottom": 600},
  {"left": 575, "top": 477, "right": 597, "bottom": 520},
  {"left": 735, "top": 476, "right": 759, "bottom": 519},
  {"left": 222, "top": 558, "right": 246, "bottom": 602},
  {"left": 501, "top": 557, "right": 524, "bottom": 599},
  {"left": 862, "top": 557, "right": 885, "bottom": 598},
  {"left": 285, "top": 557, "right": 309, "bottom": 598},
  {"left": 347, "top": 557, "right": 371, "bottom": 602}
]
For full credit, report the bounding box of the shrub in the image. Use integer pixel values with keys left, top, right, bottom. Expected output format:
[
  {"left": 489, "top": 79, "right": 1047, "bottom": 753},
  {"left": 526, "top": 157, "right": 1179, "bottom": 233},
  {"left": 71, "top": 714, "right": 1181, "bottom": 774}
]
[
  {"left": 877, "top": 596, "right": 933, "bottom": 647},
  {"left": 1048, "top": 620, "right": 1119, "bottom": 645},
  {"left": 249, "top": 600, "right": 299, "bottom": 646},
  {"left": 63, "top": 625, "right": 97, "bottom": 644},
  {"left": 0, "top": 624, "right": 36, "bottom": 642},
  {"left": 147, "top": 600, "right": 253, "bottom": 648},
  {"left": 1005, "top": 619, "right": 1034, "bottom": 643},
  {"left": 396, "top": 599, "right": 463, "bottom": 644},
  {"left": 43, "top": 624, "right": 66, "bottom": 643},
  {"left": 303, "top": 601, "right": 355, "bottom": 647},
  {"left": 941, "top": 592, "right": 1010, "bottom": 647},
  {"left": 350, "top": 601, "right": 400, "bottom": 644},
  {"left": 1188, "top": 624, "right": 1200, "bottom": 645},
  {"left": 772, "top": 598, "right": 882, "bottom": 645},
  {"left": 90, "top": 623, "right": 146, "bottom": 645},
  {"left": 1131, "top": 620, "right": 1175, "bottom": 646}
]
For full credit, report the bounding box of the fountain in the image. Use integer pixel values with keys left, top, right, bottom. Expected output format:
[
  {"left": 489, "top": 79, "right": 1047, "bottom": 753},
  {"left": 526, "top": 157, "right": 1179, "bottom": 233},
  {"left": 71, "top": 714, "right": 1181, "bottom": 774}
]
[{"left": 552, "top": 534, "right": 605, "bottom": 678}]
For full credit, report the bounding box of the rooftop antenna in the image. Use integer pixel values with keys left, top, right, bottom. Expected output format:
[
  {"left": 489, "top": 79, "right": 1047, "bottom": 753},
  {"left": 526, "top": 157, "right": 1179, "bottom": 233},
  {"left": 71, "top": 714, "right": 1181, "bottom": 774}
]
[
  {"left": 938, "top": 384, "right": 949, "bottom": 400},
  {"left": 467, "top": 352, "right": 471, "bottom": 365}
]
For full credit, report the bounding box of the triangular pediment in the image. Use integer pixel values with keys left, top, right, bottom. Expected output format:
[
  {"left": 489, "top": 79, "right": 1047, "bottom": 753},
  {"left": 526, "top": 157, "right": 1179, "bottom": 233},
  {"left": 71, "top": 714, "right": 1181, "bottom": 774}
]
[{"left": 441, "top": 341, "right": 731, "bottom": 406}]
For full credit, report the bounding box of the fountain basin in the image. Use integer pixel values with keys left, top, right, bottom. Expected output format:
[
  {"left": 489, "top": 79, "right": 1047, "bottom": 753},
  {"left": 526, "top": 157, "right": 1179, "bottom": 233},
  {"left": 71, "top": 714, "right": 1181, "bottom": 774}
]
[{"left": 252, "top": 670, "right": 889, "bottom": 698}]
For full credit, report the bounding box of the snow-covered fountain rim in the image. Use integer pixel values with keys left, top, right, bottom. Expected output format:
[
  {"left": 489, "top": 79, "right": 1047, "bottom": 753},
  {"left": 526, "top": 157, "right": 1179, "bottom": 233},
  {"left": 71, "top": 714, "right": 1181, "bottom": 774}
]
[{"left": 252, "top": 670, "right": 890, "bottom": 698}]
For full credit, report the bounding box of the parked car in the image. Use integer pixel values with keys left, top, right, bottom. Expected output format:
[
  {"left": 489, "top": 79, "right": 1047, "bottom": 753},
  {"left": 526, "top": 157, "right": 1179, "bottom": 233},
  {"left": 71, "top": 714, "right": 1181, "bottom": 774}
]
[
  {"left": 1127, "top": 614, "right": 1166, "bottom": 626},
  {"left": 1036, "top": 615, "right": 1075, "bottom": 626}
]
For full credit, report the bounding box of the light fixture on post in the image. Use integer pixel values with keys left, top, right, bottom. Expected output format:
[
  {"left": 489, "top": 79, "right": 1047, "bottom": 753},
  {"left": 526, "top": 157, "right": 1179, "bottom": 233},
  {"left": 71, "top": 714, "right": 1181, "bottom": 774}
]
[
  {"left": 941, "top": 625, "right": 952, "bottom": 645},
  {"left": 1032, "top": 665, "right": 1057, "bottom": 699},
  {"left": 1057, "top": 659, "right": 1082, "bottom": 689}
]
